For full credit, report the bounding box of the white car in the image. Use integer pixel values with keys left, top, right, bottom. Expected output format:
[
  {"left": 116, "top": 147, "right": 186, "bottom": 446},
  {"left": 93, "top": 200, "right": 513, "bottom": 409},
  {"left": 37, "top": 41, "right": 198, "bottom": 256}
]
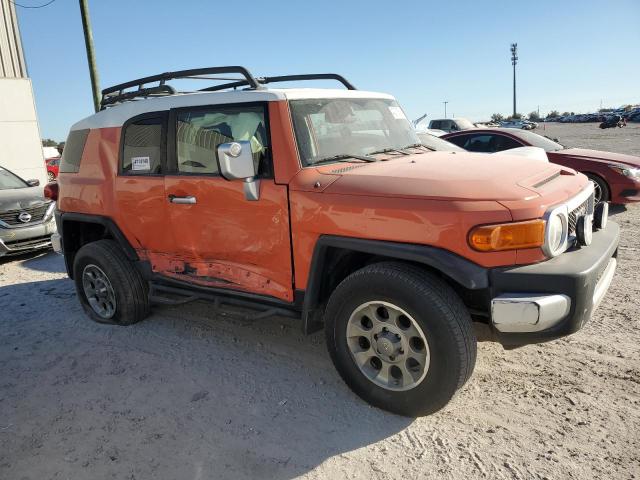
[{"left": 428, "top": 118, "right": 475, "bottom": 133}]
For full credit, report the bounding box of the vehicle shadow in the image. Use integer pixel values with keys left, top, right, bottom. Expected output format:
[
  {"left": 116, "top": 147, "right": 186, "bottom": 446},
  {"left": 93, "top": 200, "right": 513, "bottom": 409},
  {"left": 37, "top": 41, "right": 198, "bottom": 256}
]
[
  {"left": 609, "top": 204, "right": 627, "bottom": 216},
  {"left": 0, "top": 249, "right": 66, "bottom": 274},
  {"left": 1, "top": 277, "right": 414, "bottom": 479}
]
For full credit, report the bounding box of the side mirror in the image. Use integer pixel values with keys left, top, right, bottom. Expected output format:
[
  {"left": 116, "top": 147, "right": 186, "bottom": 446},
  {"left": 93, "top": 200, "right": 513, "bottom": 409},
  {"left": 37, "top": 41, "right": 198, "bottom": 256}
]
[
  {"left": 26, "top": 179, "right": 40, "bottom": 187},
  {"left": 217, "top": 141, "right": 260, "bottom": 201}
]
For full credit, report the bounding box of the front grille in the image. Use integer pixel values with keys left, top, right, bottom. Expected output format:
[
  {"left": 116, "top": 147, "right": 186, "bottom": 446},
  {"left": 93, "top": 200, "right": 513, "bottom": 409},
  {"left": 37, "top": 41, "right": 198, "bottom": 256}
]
[
  {"left": 568, "top": 198, "right": 589, "bottom": 236},
  {"left": 0, "top": 203, "right": 50, "bottom": 226}
]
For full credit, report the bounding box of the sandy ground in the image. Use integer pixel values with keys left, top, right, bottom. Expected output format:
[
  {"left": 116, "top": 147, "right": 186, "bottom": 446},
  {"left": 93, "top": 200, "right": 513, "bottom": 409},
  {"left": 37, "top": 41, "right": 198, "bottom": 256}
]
[{"left": 1, "top": 123, "right": 639, "bottom": 480}]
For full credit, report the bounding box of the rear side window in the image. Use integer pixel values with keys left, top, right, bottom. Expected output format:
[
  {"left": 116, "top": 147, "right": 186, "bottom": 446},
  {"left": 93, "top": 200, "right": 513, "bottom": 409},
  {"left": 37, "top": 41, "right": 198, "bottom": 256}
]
[
  {"left": 59, "top": 129, "right": 89, "bottom": 173},
  {"left": 122, "top": 115, "right": 165, "bottom": 175}
]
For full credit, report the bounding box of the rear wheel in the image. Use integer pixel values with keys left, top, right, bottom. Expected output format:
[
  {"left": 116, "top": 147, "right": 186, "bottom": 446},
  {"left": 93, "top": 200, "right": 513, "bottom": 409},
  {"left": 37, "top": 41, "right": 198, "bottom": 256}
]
[
  {"left": 73, "top": 239, "right": 150, "bottom": 325},
  {"left": 585, "top": 173, "right": 610, "bottom": 203},
  {"left": 324, "top": 262, "right": 476, "bottom": 417}
]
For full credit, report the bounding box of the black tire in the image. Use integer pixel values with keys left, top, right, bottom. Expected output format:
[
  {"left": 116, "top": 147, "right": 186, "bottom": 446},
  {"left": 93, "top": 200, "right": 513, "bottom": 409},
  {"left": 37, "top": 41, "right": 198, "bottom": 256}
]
[
  {"left": 324, "top": 261, "right": 476, "bottom": 417},
  {"left": 585, "top": 173, "right": 610, "bottom": 203},
  {"left": 73, "top": 239, "right": 150, "bottom": 325}
]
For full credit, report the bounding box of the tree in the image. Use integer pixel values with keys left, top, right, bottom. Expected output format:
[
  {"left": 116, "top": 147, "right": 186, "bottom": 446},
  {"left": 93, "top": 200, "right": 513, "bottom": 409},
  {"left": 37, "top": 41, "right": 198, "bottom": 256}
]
[
  {"left": 547, "top": 110, "right": 560, "bottom": 118},
  {"left": 528, "top": 111, "right": 541, "bottom": 121},
  {"left": 42, "top": 138, "right": 58, "bottom": 147},
  {"left": 561, "top": 112, "right": 571, "bottom": 117},
  {"left": 506, "top": 113, "right": 523, "bottom": 120},
  {"left": 490, "top": 113, "right": 504, "bottom": 122}
]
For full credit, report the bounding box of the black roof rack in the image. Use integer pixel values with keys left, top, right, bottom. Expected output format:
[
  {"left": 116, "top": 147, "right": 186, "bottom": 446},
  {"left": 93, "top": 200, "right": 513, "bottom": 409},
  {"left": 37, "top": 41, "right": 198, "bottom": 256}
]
[
  {"left": 99, "top": 66, "right": 357, "bottom": 110},
  {"left": 200, "top": 73, "right": 357, "bottom": 92},
  {"left": 100, "top": 66, "right": 262, "bottom": 109}
]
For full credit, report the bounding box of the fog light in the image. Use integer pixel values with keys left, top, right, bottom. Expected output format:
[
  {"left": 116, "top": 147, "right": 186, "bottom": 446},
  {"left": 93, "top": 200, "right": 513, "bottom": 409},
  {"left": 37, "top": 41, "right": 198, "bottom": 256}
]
[
  {"left": 594, "top": 202, "right": 608, "bottom": 230},
  {"left": 576, "top": 215, "right": 593, "bottom": 246}
]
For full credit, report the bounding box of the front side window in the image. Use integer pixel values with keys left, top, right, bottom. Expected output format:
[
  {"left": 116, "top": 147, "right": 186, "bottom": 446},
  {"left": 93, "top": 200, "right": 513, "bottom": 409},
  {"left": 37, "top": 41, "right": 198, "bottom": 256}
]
[
  {"left": 122, "top": 116, "right": 165, "bottom": 174},
  {"left": 175, "top": 105, "right": 269, "bottom": 175},
  {"left": 290, "top": 98, "right": 419, "bottom": 167}
]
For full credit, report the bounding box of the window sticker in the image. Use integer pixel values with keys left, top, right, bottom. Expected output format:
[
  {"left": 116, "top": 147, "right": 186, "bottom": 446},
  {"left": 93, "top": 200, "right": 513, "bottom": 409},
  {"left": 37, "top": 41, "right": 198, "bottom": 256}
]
[
  {"left": 131, "top": 156, "right": 151, "bottom": 171},
  {"left": 388, "top": 106, "right": 407, "bottom": 120}
]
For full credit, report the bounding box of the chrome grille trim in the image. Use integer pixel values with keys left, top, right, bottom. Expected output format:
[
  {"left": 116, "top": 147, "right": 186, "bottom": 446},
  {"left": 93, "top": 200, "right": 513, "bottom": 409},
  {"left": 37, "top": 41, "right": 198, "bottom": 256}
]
[{"left": 0, "top": 202, "right": 53, "bottom": 227}]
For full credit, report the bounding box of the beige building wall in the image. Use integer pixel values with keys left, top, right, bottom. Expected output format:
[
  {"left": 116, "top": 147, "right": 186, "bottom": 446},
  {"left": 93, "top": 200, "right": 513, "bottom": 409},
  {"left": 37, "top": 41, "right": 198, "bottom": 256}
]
[
  {"left": 0, "top": 78, "right": 47, "bottom": 185},
  {"left": 0, "top": 0, "right": 46, "bottom": 187}
]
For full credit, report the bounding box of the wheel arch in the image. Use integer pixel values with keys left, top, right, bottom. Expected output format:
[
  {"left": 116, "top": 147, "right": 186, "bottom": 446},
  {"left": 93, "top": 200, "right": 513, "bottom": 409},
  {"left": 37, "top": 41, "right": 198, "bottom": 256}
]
[
  {"left": 301, "top": 235, "right": 489, "bottom": 334},
  {"left": 57, "top": 212, "right": 138, "bottom": 278}
]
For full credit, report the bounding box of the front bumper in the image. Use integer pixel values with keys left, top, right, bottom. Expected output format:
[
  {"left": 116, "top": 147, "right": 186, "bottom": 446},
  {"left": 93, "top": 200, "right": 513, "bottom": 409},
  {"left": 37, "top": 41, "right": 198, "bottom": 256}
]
[
  {"left": 489, "top": 221, "right": 619, "bottom": 345},
  {"left": 0, "top": 217, "right": 56, "bottom": 257}
]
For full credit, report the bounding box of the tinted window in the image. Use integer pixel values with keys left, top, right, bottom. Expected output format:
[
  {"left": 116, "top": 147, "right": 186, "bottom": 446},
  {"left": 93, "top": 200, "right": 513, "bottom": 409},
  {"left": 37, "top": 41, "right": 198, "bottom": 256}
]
[
  {"left": 122, "top": 116, "right": 165, "bottom": 174},
  {"left": 430, "top": 120, "right": 441, "bottom": 129},
  {"left": 60, "top": 129, "right": 89, "bottom": 173},
  {"left": 509, "top": 129, "right": 564, "bottom": 151},
  {"left": 175, "top": 105, "right": 269, "bottom": 175},
  {"left": 449, "top": 134, "right": 522, "bottom": 153},
  {"left": 417, "top": 133, "right": 465, "bottom": 152}
]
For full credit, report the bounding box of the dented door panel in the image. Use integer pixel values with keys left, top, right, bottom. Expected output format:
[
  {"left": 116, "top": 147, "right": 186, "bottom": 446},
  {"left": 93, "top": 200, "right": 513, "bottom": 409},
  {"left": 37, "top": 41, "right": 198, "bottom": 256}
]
[{"left": 162, "top": 176, "right": 293, "bottom": 301}]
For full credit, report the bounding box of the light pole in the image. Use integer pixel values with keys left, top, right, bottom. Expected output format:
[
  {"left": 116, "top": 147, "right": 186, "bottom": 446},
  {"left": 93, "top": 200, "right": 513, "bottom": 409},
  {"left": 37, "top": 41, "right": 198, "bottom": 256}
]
[
  {"left": 443, "top": 101, "right": 448, "bottom": 118},
  {"left": 511, "top": 43, "right": 518, "bottom": 117},
  {"left": 79, "top": 0, "right": 101, "bottom": 112}
]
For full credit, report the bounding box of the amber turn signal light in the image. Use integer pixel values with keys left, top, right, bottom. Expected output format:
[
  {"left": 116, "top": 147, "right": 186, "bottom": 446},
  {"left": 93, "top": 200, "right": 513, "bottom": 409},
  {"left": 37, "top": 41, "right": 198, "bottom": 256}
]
[{"left": 469, "top": 219, "right": 545, "bottom": 252}]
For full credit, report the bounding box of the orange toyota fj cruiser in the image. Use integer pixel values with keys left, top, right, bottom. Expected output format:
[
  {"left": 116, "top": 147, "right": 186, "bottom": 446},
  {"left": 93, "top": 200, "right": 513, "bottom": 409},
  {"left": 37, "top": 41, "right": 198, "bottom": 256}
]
[{"left": 49, "top": 67, "right": 618, "bottom": 416}]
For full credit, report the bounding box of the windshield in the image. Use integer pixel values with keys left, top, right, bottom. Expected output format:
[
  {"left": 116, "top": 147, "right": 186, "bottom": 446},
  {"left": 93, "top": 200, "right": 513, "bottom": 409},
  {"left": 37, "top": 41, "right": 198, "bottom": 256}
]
[
  {"left": 0, "top": 167, "right": 29, "bottom": 190},
  {"left": 289, "top": 98, "right": 420, "bottom": 166},
  {"left": 512, "top": 129, "right": 564, "bottom": 151},
  {"left": 417, "top": 133, "right": 465, "bottom": 152}
]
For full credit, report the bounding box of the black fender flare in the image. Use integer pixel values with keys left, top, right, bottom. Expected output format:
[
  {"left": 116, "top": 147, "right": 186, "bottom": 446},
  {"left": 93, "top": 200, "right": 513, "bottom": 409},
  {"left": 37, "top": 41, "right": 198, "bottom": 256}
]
[
  {"left": 301, "top": 235, "right": 489, "bottom": 334},
  {"left": 56, "top": 212, "right": 139, "bottom": 277}
]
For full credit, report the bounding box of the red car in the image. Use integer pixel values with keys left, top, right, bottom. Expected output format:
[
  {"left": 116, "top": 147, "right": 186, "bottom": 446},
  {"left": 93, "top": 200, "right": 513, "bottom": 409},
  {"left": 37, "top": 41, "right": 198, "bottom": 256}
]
[
  {"left": 45, "top": 157, "right": 60, "bottom": 182},
  {"left": 442, "top": 128, "right": 640, "bottom": 204}
]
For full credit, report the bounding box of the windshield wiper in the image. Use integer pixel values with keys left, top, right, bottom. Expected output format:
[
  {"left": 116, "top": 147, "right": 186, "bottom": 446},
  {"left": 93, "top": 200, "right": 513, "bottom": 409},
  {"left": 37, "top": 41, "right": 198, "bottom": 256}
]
[
  {"left": 401, "top": 143, "right": 430, "bottom": 150},
  {"left": 369, "top": 147, "right": 410, "bottom": 156},
  {"left": 312, "top": 154, "right": 377, "bottom": 165}
]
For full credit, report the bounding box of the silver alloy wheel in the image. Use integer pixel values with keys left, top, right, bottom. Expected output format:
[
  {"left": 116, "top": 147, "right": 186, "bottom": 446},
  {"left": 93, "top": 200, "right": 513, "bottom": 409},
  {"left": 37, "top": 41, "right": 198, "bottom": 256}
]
[
  {"left": 590, "top": 180, "right": 602, "bottom": 203},
  {"left": 345, "top": 301, "right": 430, "bottom": 391},
  {"left": 82, "top": 264, "right": 116, "bottom": 319}
]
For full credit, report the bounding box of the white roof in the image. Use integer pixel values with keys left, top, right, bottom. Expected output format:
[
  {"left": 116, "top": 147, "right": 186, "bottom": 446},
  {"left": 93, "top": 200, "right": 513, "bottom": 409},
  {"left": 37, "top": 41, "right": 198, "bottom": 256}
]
[{"left": 70, "top": 88, "right": 395, "bottom": 131}]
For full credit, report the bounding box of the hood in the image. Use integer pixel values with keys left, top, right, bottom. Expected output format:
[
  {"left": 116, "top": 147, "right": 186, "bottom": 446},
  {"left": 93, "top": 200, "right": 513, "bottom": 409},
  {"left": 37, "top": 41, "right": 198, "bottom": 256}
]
[
  {"left": 0, "top": 187, "right": 49, "bottom": 212},
  {"left": 319, "top": 152, "right": 579, "bottom": 201},
  {"left": 555, "top": 148, "right": 640, "bottom": 168}
]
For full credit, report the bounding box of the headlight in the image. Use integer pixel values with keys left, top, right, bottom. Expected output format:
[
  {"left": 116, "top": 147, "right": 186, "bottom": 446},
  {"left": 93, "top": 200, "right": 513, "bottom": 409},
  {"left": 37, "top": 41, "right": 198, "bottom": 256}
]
[
  {"left": 547, "top": 215, "right": 564, "bottom": 253},
  {"left": 609, "top": 165, "right": 640, "bottom": 178},
  {"left": 542, "top": 207, "right": 569, "bottom": 257}
]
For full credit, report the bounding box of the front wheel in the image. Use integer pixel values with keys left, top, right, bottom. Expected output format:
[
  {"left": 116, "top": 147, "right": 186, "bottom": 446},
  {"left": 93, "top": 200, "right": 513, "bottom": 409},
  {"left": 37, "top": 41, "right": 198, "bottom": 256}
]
[
  {"left": 585, "top": 173, "right": 610, "bottom": 203},
  {"left": 324, "top": 262, "right": 477, "bottom": 417}
]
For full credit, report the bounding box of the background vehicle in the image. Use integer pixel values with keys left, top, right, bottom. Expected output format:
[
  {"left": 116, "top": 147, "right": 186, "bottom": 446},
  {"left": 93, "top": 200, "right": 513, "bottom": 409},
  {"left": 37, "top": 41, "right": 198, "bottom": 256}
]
[
  {"left": 416, "top": 132, "right": 465, "bottom": 151},
  {"left": 0, "top": 166, "right": 56, "bottom": 256},
  {"left": 599, "top": 115, "right": 625, "bottom": 129},
  {"left": 45, "top": 157, "right": 60, "bottom": 181},
  {"left": 500, "top": 120, "right": 534, "bottom": 130},
  {"left": 443, "top": 127, "right": 640, "bottom": 203},
  {"left": 53, "top": 67, "right": 617, "bottom": 417},
  {"left": 428, "top": 118, "right": 475, "bottom": 133}
]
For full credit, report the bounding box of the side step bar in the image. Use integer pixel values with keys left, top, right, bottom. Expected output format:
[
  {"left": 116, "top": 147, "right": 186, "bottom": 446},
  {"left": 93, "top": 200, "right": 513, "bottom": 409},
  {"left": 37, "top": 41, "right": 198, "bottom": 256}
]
[{"left": 149, "top": 283, "right": 300, "bottom": 321}]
